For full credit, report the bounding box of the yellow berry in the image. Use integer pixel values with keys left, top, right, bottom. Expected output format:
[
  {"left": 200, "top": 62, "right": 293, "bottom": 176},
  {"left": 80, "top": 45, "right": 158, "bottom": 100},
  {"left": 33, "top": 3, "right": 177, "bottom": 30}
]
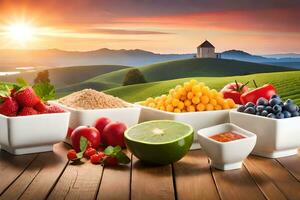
[
  {"left": 169, "top": 89, "right": 176, "bottom": 96},
  {"left": 194, "top": 91, "right": 202, "bottom": 97},
  {"left": 201, "top": 96, "right": 210, "bottom": 104},
  {"left": 154, "top": 97, "right": 161, "bottom": 102},
  {"left": 184, "top": 99, "right": 192, "bottom": 107},
  {"left": 174, "top": 108, "right": 181, "bottom": 113},
  {"left": 202, "top": 86, "right": 210, "bottom": 95},
  {"left": 187, "top": 105, "right": 196, "bottom": 112},
  {"left": 192, "top": 85, "right": 201, "bottom": 94},
  {"left": 216, "top": 97, "right": 225, "bottom": 105},
  {"left": 175, "top": 85, "right": 182, "bottom": 91},
  {"left": 192, "top": 96, "right": 200, "bottom": 104},
  {"left": 159, "top": 106, "right": 166, "bottom": 111},
  {"left": 214, "top": 105, "right": 222, "bottom": 110},
  {"left": 160, "top": 95, "right": 167, "bottom": 101},
  {"left": 180, "top": 95, "right": 187, "bottom": 101},
  {"left": 172, "top": 98, "right": 180, "bottom": 107},
  {"left": 189, "top": 79, "right": 198, "bottom": 85},
  {"left": 178, "top": 101, "right": 185, "bottom": 109},
  {"left": 216, "top": 92, "right": 224, "bottom": 98},
  {"left": 222, "top": 103, "right": 230, "bottom": 110},
  {"left": 148, "top": 102, "right": 156, "bottom": 108},
  {"left": 206, "top": 104, "right": 214, "bottom": 111},
  {"left": 196, "top": 103, "right": 205, "bottom": 111},
  {"left": 166, "top": 104, "right": 174, "bottom": 112},
  {"left": 184, "top": 82, "right": 192, "bottom": 91},
  {"left": 210, "top": 98, "right": 217, "bottom": 106},
  {"left": 187, "top": 92, "right": 194, "bottom": 99},
  {"left": 226, "top": 98, "right": 236, "bottom": 108}
]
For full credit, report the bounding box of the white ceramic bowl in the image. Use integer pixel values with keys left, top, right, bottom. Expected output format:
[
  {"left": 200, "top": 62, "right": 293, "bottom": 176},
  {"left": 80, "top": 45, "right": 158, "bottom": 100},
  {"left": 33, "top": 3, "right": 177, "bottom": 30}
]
[
  {"left": 137, "top": 104, "right": 231, "bottom": 149},
  {"left": 197, "top": 123, "right": 256, "bottom": 170},
  {"left": 0, "top": 111, "right": 70, "bottom": 155},
  {"left": 230, "top": 110, "right": 300, "bottom": 158},
  {"left": 51, "top": 101, "right": 141, "bottom": 130}
]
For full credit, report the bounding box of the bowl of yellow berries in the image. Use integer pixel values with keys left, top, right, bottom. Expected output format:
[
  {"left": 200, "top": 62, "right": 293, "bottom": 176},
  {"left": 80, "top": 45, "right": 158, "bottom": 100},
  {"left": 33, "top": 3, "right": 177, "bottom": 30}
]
[{"left": 136, "top": 80, "right": 236, "bottom": 149}]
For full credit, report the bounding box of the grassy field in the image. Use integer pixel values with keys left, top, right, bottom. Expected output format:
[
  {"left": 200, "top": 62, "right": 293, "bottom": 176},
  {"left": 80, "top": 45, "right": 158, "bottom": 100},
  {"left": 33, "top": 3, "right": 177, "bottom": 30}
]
[
  {"left": 105, "top": 71, "right": 300, "bottom": 105},
  {"left": 57, "top": 58, "right": 294, "bottom": 95}
]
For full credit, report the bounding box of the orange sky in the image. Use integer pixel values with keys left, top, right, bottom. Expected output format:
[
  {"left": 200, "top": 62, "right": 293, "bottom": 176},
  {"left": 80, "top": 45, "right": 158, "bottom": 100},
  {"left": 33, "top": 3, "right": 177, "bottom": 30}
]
[{"left": 0, "top": 0, "right": 299, "bottom": 54}]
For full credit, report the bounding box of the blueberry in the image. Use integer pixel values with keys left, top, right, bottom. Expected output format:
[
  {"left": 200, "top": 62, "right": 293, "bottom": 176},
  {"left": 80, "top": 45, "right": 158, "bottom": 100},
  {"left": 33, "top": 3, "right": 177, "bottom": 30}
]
[
  {"left": 261, "top": 110, "right": 269, "bottom": 117},
  {"left": 256, "top": 105, "right": 265, "bottom": 112},
  {"left": 244, "top": 107, "right": 256, "bottom": 114},
  {"left": 245, "top": 102, "right": 255, "bottom": 108},
  {"left": 285, "top": 99, "right": 294, "bottom": 104},
  {"left": 269, "top": 98, "right": 282, "bottom": 107},
  {"left": 237, "top": 105, "right": 246, "bottom": 112},
  {"left": 296, "top": 105, "right": 299, "bottom": 112},
  {"left": 276, "top": 112, "right": 284, "bottom": 119},
  {"left": 282, "top": 111, "right": 292, "bottom": 118},
  {"left": 273, "top": 105, "right": 282, "bottom": 113},
  {"left": 267, "top": 113, "right": 276, "bottom": 118},
  {"left": 257, "top": 97, "right": 269, "bottom": 106},
  {"left": 284, "top": 103, "right": 297, "bottom": 113},
  {"left": 271, "top": 94, "right": 279, "bottom": 99},
  {"left": 292, "top": 111, "right": 299, "bottom": 117},
  {"left": 265, "top": 106, "right": 273, "bottom": 113}
]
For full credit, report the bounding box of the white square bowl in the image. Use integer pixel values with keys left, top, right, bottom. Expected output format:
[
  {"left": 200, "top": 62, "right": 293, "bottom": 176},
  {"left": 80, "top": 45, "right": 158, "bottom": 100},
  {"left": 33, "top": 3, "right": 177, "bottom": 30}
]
[
  {"left": 51, "top": 101, "right": 141, "bottom": 130},
  {"left": 137, "top": 104, "right": 231, "bottom": 149},
  {"left": 230, "top": 110, "right": 300, "bottom": 158},
  {"left": 197, "top": 123, "right": 256, "bottom": 170},
  {"left": 0, "top": 111, "right": 70, "bottom": 155}
]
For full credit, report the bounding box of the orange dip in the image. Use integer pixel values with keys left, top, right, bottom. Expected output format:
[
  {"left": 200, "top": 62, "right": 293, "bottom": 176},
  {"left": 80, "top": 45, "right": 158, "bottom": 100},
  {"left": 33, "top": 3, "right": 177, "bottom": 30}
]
[{"left": 209, "top": 132, "right": 245, "bottom": 142}]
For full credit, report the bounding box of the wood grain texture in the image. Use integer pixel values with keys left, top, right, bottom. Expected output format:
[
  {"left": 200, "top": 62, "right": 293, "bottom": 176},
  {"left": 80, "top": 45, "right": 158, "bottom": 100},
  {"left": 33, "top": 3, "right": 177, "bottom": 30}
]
[
  {"left": 276, "top": 150, "right": 300, "bottom": 181},
  {"left": 131, "top": 156, "right": 175, "bottom": 200},
  {"left": 244, "top": 157, "right": 287, "bottom": 200},
  {"left": 0, "top": 151, "right": 36, "bottom": 195},
  {"left": 47, "top": 157, "right": 103, "bottom": 200},
  {"left": 247, "top": 156, "right": 300, "bottom": 200},
  {"left": 97, "top": 152, "right": 131, "bottom": 200},
  {"left": 173, "top": 150, "right": 220, "bottom": 200},
  {"left": 0, "top": 143, "right": 68, "bottom": 200},
  {"left": 212, "top": 163, "right": 265, "bottom": 200}
]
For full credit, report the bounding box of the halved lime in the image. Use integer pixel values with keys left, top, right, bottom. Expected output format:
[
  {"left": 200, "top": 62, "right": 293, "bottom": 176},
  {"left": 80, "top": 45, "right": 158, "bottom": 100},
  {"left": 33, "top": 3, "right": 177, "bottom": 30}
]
[{"left": 125, "top": 120, "right": 194, "bottom": 165}]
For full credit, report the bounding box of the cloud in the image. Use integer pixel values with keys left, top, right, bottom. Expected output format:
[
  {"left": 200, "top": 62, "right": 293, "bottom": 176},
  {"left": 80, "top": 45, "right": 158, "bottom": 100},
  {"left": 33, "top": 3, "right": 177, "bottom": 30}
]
[{"left": 78, "top": 28, "right": 172, "bottom": 35}]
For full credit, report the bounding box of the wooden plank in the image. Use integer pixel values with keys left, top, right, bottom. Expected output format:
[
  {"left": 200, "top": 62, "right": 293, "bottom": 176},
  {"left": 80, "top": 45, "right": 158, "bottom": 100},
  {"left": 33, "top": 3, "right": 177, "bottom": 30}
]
[
  {"left": 244, "top": 157, "right": 287, "bottom": 200},
  {"left": 212, "top": 161, "right": 265, "bottom": 200},
  {"left": 0, "top": 143, "right": 68, "bottom": 200},
  {"left": 47, "top": 156, "right": 104, "bottom": 200},
  {"left": 246, "top": 156, "right": 300, "bottom": 200},
  {"left": 0, "top": 150, "right": 36, "bottom": 195},
  {"left": 276, "top": 150, "right": 300, "bottom": 181},
  {"left": 97, "top": 151, "right": 131, "bottom": 200},
  {"left": 173, "top": 150, "right": 220, "bottom": 200},
  {"left": 131, "top": 156, "right": 175, "bottom": 200}
]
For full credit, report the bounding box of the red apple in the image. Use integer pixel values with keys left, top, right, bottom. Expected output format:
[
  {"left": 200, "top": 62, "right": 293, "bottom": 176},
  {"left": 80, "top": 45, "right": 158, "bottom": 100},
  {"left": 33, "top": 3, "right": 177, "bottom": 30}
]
[
  {"left": 102, "top": 122, "right": 127, "bottom": 147},
  {"left": 94, "top": 117, "right": 111, "bottom": 133},
  {"left": 71, "top": 126, "right": 101, "bottom": 152}
]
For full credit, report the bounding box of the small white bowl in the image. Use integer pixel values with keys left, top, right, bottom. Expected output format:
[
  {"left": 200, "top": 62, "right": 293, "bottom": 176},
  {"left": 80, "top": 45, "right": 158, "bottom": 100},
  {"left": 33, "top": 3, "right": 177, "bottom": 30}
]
[
  {"left": 137, "top": 104, "right": 231, "bottom": 149},
  {"left": 51, "top": 101, "right": 141, "bottom": 130},
  {"left": 197, "top": 123, "right": 256, "bottom": 170},
  {"left": 0, "top": 111, "right": 70, "bottom": 155},
  {"left": 230, "top": 110, "right": 300, "bottom": 158}
]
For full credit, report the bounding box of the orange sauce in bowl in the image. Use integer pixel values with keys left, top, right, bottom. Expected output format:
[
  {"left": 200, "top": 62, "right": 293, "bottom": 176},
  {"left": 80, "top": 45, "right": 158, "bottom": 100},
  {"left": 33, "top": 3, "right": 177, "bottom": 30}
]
[{"left": 209, "top": 132, "right": 245, "bottom": 142}]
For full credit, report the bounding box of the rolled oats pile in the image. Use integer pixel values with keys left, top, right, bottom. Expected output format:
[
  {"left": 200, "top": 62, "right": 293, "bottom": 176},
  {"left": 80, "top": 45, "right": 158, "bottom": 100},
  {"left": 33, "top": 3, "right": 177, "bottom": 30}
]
[{"left": 58, "top": 89, "right": 128, "bottom": 109}]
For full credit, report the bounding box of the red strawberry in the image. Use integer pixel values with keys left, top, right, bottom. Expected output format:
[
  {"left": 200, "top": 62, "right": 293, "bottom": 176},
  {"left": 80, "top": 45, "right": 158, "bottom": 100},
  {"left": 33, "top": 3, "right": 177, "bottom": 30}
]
[
  {"left": 15, "top": 87, "right": 40, "bottom": 107},
  {"left": 0, "top": 97, "right": 19, "bottom": 117},
  {"left": 67, "top": 149, "right": 78, "bottom": 161},
  {"left": 34, "top": 101, "right": 47, "bottom": 113},
  {"left": 46, "top": 104, "right": 65, "bottom": 113},
  {"left": 18, "top": 107, "right": 38, "bottom": 116}
]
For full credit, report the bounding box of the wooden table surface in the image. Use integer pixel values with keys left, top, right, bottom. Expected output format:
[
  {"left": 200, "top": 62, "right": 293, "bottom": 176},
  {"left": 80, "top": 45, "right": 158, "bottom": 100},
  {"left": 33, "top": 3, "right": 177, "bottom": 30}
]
[{"left": 0, "top": 143, "right": 299, "bottom": 200}]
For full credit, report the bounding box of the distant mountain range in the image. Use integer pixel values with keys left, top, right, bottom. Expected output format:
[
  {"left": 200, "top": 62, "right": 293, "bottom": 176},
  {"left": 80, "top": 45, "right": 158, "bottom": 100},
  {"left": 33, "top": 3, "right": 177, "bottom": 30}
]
[{"left": 0, "top": 48, "right": 299, "bottom": 71}]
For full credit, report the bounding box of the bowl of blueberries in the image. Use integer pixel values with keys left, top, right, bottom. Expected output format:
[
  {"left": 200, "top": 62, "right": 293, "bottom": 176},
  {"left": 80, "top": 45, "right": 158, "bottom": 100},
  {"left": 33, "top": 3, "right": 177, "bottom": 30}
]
[{"left": 229, "top": 95, "right": 300, "bottom": 158}]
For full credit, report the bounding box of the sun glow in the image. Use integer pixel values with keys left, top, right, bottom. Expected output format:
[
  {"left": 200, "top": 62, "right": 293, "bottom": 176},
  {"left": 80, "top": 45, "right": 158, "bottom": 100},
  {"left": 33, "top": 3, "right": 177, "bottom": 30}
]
[{"left": 6, "top": 22, "right": 35, "bottom": 45}]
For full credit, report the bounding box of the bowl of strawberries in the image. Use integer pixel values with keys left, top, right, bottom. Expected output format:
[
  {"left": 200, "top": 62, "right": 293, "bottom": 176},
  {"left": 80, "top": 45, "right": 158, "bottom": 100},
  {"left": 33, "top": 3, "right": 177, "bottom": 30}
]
[{"left": 0, "top": 80, "right": 70, "bottom": 155}]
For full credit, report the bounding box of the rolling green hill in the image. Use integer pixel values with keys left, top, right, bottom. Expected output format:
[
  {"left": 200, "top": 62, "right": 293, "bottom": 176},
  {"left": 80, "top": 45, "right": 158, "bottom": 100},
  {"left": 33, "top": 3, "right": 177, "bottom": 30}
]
[
  {"left": 105, "top": 71, "right": 300, "bottom": 105},
  {"left": 57, "top": 58, "right": 295, "bottom": 95}
]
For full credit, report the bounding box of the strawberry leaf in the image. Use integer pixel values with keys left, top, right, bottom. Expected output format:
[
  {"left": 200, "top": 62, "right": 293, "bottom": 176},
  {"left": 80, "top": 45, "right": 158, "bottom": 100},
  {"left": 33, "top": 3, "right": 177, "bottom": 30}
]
[
  {"left": 115, "top": 151, "right": 130, "bottom": 164},
  {"left": 76, "top": 152, "right": 84, "bottom": 159},
  {"left": 79, "top": 136, "right": 88, "bottom": 152},
  {"left": 32, "top": 81, "right": 56, "bottom": 101},
  {"left": 104, "top": 146, "right": 114, "bottom": 155},
  {"left": 0, "top": 84, "right": 11, "bottom": 97},
  {"left": 16, "top": 77, "right": 28, "bottom": 88}
]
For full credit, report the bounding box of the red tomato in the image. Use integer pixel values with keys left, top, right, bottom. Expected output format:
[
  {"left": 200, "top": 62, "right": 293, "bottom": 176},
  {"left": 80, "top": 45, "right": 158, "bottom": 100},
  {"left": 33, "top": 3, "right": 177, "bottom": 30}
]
[
  {"left": 240, "top": 84, "right": 276, "bottom": 105},
  {"left": 220, "top": 81, "right": 249, "bottom": 104},
  {"left": 94, "top": 117, "right": 111, "bottom": 133},
  {"left": 71, "top": 126, "right": 101, "bottom": 152},
  {"left": 102, "top": 122, "right": 127, "bottom": 147}
]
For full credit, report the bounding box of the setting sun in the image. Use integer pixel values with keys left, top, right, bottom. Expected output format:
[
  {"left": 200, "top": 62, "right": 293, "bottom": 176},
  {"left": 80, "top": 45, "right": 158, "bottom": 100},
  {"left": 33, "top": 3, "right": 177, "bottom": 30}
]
[{"left": 7, "top": 22, "right": 35, "bottom": 45}]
